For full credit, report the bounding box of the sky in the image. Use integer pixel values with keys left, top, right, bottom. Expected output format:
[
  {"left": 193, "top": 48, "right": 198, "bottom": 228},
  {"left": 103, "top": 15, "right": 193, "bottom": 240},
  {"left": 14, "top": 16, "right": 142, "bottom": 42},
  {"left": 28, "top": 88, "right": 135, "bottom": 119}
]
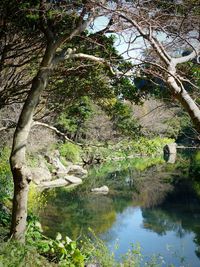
[
  {"left": 89, "top": 14, "right": 200, "bottom": 65},
  {"left": 89, "top": 16, "right": 145, "bottom": 64}
]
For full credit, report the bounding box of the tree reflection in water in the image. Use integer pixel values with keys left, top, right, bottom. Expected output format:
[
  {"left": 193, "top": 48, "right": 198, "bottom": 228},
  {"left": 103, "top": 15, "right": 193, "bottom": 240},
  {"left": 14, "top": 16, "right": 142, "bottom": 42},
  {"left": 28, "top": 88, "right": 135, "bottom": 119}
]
[
  {"left": 137, "top": 150, "right": 200, "bottom": 259},
  {"left": 40, "top": 151, "right": 200, "bottom": 261}
]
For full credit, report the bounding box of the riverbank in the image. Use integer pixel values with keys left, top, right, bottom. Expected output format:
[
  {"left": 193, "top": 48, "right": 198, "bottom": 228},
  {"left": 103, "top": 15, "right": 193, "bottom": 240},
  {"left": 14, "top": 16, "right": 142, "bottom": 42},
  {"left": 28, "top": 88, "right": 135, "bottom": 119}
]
[{"left": 2, "top": 137, "right": 194, "bottom": 267}]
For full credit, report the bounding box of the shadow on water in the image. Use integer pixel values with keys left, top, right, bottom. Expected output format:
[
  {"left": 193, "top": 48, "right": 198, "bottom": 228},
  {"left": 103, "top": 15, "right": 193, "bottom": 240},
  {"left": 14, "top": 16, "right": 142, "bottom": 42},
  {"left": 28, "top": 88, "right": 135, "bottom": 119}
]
[{"left": 39, "top": 150, "right": 200, "bottom": 266}]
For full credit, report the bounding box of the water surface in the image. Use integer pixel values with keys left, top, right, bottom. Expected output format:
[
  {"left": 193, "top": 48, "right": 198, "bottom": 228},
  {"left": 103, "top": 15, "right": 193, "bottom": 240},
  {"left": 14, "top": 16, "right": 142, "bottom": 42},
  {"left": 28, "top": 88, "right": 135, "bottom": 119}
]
[{"left": 40, "top": 151, "right": 200, "bottom": 266}]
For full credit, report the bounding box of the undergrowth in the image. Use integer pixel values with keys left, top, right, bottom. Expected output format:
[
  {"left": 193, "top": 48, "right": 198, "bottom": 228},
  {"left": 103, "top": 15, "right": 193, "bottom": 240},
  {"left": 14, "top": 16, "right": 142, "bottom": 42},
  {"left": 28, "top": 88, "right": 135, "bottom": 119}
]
[
  {"left": 83, "top": 137, "right": 174, "bottom": 162},
  {"left": 0, "top": 216, "right": 178, "bottom": 267}
]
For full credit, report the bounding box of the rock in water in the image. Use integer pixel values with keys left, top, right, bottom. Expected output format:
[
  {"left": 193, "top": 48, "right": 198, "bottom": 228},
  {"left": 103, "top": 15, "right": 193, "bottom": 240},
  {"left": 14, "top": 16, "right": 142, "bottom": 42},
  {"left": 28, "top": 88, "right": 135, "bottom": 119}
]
[
  {"left": 39, "top": 178, "right": 70, "bottom": 189},
  {"left": 31, "top": 158, "right": 52, "bottom": 184},
  {"left": 64, "top": 175, "right": 82, "bottom": 184},
  {"left": 67, "top": 165, "right": 88, "bottom": 178},
  {"left": 163, "top": 143, "right": 177, "bottom": 163},
  {"left": 91, "top": 185, "right": 109, "bottom": 194}
]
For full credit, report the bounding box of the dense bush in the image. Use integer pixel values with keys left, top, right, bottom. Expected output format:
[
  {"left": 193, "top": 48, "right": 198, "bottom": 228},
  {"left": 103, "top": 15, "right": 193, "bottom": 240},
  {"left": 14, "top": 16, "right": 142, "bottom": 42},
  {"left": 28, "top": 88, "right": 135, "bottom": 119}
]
[{"left": 26, "top": 216, "right": 86, "bottom": 267}]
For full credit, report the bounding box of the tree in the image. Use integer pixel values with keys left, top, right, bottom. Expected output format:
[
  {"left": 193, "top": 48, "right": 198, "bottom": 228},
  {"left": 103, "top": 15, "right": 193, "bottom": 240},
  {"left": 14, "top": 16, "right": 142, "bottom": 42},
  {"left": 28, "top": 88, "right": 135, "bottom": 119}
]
[
  {"left": 5, "top": 0, "right": 119, "bottom": 242},
  {"left": 56, "top": 96, "right": 94, "bottom": 140},
  {"left": 5, "top": 0, "right": 200, "bottom": 242},
  {"left": 0, "top": 1, "right": 44, "bottom": 109},
  {"left": 103, "top": 0, "right": 200, "bottom": 133}
]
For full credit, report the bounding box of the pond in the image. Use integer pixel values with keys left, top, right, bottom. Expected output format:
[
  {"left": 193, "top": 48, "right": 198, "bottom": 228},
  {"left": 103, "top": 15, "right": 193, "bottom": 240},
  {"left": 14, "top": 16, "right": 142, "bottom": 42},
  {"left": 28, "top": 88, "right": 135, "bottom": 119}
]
[{"left": 39, "top": 151, "right": 200, "bottom": 266}]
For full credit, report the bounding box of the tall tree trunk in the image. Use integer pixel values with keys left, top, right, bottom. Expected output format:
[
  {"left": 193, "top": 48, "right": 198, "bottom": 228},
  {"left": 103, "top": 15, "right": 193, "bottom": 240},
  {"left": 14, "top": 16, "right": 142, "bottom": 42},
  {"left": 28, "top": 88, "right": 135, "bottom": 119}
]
[
  {"left": 168, "top": 75, "right": 200, "bottom": 134},
  {"left": 175, "top": 89, "right": 200, "bottom": 133},
  {"left": 10, "top": 44, "right": 55, "bottom": 242}
]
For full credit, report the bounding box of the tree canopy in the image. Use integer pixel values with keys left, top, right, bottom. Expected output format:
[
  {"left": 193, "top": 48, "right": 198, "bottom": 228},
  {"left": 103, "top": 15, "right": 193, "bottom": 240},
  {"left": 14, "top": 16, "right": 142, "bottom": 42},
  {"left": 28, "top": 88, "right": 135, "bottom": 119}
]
[{"left": 0, "top": 0, "right": 200, "bottom": 242}]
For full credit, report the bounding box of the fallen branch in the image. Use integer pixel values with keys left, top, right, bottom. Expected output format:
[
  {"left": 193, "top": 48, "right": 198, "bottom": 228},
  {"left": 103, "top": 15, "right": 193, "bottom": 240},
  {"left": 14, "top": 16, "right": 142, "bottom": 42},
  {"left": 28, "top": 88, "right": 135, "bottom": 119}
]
[{"left": 32, "top": 121, "right": 83, "bottom": 146}]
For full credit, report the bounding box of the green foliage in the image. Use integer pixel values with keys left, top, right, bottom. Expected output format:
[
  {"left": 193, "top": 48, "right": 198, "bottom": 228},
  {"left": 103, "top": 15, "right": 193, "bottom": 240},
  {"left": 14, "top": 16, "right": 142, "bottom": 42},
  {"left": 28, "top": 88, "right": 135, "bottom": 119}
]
[
  {"left": 192, "top": 64, "right": 200, "bottom": 87},
  {"left": 127, "top": 137, "right": 174, "bottom": 156},
  {"left": 58, "top": 142, "right": 81, "bottom": 163},
  {"left": 47, "top": 233, "right": 86, "bottom": 266},
  {"left": 84, "top": 231, "right": 116, "bottom": 267},
  {"left": 57, "top": 114, "right": 77, "bottom": 135},
  {"left": 0, "top": 240, "right": 52, "bottom": 267},
  {"left": 56, "top": 96, "right": 94, "bottom": 139},
  {"left": 26, "top": 216, "right": 87, "bottom": 266},
  {"left": 109, "top": 100, "right": 141, "bottom": 137},
  {"left": 28, "top": 184, "right": 47, "bottom": 215},
  {"left": 83, "top": 137, "right": 173, "bottom": 163},
  {"left": 0, "top": 217, "right": 167, "bottom": 267},
  {"left": 27, "top": 154, "right": 39, "bottom": 167},
  {"left": 56, "top": 97, "right": 142, "bottom": 141},
  {"left": 113, "top": 77, "right": 142, "bottom": 104},
  {"left": 0, "top": 147, "right": 12, "bottom": 227},
  {"left": 0, "top": 147, "right": 13, "bottom": 203},
  {"left": 189, "top": 151, "right": 200, "bottom": 178},
  {"left": 193, "top": 181, "right": 200, "bottom": 198},
  {"left": 0, "top": 208, "right": 10, "bottom": 227}
]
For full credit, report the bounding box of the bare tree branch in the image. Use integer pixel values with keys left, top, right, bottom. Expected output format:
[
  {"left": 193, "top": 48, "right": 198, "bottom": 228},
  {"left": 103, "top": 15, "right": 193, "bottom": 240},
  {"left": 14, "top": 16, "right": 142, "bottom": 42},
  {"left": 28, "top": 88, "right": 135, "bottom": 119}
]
[{"left": 32, "top": 121, "right": 82, "bottom": 146}]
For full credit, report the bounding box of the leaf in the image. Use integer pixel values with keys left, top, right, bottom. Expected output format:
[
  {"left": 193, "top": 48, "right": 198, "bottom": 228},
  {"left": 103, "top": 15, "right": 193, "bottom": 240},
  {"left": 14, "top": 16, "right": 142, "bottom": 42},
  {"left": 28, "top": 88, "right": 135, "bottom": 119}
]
[
  {"left": 35, "top": 221, "right": 43, "bottom": 232},
  {"left": 56, "top": 233, "right": 62, "bottom": 241},
  {"left": 58, "top": 242, "right": 65, "bottom": 248},
  {"left": 72, "top": 250, "right": 85, "bottom": 264},
  {"left": 70, "top": 242, "right": 76, "bottom": 250},
  {"left": 65, "top": 236, "right": 72, "bottom": 244}
]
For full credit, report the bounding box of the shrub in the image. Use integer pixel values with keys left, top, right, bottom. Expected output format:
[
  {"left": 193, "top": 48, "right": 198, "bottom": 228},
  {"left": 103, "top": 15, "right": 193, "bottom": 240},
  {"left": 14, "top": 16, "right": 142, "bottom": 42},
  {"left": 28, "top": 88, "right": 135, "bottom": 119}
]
[
  {"left": 82, "top": 137, "right": 174, "bottom": 163},
  {"left": 0, "top": 217, "right": 175, "bottom": 267},
  {"left": 58, "top": 142, "right": 81, "bottom": 163},
  {"left": 26, "top": 216, "right": 87, "bottom": 267},
  {"left": 0, "top": 241, "right": 53, "bottom": 267},
  {"left": 28, "top": 184, "right": 47, "bottom": 215},
  {"left": 129, "top": 137, "right": 174, "bottom": 156}
]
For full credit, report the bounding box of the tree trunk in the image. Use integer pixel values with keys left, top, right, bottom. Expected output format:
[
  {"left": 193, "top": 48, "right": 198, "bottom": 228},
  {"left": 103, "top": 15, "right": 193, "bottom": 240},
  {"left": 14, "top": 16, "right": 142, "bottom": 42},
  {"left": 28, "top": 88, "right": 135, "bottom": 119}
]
[
  {"left": 167, "top": 74, "right": 200, "bottom": 134},
  {"left": 10, "top": 166, "right": 31, "bottom": 242},
  {"left": 175, "top": 88, "right": 200, "bottom": 133},
  {"left": 10, "top": 43, "right": 55, "bottom": 242}
]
